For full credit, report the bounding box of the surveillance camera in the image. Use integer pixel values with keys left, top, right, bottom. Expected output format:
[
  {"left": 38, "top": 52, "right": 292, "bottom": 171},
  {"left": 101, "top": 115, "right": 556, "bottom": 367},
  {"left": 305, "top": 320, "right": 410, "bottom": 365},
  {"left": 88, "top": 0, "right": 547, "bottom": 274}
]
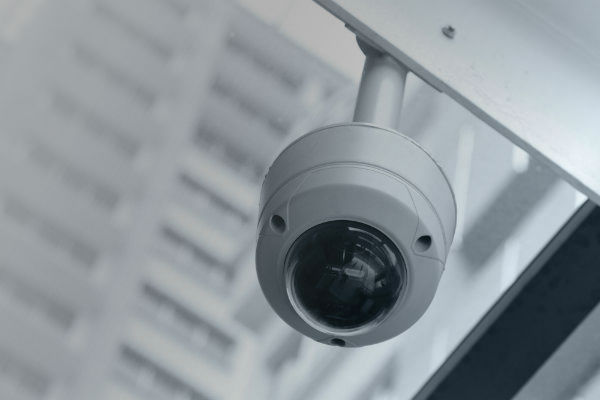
[
  {"left": 255, "top": 123, "right": 456, "bottom": 347},
  {"left": 255, "top": 39, "right": 456, "bottom": 347}
]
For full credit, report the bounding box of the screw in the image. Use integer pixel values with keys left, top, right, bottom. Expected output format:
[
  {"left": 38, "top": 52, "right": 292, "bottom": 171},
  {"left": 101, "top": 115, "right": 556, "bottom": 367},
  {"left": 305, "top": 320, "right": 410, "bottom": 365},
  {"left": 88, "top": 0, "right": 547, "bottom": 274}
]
[{"left": 442, "top": 25, "right": 456, "bottom": 39}]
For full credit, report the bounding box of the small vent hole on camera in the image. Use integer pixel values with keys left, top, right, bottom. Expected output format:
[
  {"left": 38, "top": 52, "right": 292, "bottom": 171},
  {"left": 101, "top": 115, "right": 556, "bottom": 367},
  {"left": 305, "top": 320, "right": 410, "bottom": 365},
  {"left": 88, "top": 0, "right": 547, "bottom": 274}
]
[
  {"left": 415, "top": 235, "right": 432, "bottom": 252},
  {"left": 270, "top": 214, "right": 286, "bottom": 233},
  {"left": 331, "top": 338, "right": 346, "bottom": 347}
]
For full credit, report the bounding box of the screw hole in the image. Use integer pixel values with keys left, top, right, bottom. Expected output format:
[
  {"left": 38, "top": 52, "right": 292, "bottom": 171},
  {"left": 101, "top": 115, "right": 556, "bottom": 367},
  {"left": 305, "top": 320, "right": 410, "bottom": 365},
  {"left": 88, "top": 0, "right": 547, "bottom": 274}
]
[
  {"left": 442, "top": 25, "right": 456, "bottom": 39},
  {"left": 415, "top": 235, "right": 432, "bottom": 252},
  {"left": 270, "top": 215, "right": 286, "bottom": 233},
  {"left": 330, "top": 338, "right": 346, "bottom": 347}
]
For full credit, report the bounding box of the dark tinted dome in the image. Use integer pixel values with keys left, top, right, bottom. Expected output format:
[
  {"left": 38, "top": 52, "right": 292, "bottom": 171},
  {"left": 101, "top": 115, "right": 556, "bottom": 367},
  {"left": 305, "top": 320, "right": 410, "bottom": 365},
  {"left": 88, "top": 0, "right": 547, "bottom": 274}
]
[{"left": 286, "top": 221, "right": 405, "bottom": 331}]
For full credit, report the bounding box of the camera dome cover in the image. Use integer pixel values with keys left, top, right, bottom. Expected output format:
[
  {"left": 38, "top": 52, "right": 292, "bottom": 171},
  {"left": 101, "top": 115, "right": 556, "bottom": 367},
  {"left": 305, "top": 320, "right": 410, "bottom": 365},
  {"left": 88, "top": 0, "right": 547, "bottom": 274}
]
[{"left": 286, "top": 220, "right": 406, "bottom": 331}]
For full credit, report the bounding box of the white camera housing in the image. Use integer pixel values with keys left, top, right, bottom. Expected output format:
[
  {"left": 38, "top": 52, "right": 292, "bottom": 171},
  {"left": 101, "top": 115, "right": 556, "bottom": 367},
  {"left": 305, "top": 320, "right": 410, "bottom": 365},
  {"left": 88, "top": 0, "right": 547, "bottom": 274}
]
[{"left": 256, "top": 122, "right": 456, "bottom": 347}]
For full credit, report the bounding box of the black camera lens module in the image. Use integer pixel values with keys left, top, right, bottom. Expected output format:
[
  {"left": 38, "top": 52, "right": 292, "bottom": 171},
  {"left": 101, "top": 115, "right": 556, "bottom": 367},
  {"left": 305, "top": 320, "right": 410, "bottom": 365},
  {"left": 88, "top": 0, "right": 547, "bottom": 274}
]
[{"left": 285, "top": 220, "right": 406, "bottom": 331}]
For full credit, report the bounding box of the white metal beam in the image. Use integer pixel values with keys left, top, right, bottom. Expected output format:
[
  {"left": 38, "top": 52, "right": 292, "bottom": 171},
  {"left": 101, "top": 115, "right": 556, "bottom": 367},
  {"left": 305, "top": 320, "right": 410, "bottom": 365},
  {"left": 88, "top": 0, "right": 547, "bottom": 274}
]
[{"left": 315, "top": 0, "right": 600, "bottom": 204}]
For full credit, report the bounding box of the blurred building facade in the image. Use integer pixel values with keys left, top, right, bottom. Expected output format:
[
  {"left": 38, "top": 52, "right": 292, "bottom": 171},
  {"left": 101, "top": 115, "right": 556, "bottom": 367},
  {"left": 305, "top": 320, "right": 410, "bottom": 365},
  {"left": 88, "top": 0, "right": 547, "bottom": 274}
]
[
  {"left": 0, "top": 1, "right": 591, "bottom": 400},
  {"left": 0, "top": 1, "right": 352, "bottom": 399}
]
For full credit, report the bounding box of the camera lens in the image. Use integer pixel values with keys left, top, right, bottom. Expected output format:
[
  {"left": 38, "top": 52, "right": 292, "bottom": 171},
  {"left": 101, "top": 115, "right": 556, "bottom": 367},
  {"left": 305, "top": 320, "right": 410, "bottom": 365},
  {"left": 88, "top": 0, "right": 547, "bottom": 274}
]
[{"left": 285, "top": 221, "right": 405, "bottom": 331}]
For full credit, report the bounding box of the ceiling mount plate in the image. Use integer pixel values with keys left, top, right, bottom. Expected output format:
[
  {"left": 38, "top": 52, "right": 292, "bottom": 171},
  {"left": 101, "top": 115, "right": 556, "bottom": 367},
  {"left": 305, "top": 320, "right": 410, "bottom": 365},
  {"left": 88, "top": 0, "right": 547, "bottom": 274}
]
[{"left": 315, "top": 0, "right": 600, "bottom": 205}]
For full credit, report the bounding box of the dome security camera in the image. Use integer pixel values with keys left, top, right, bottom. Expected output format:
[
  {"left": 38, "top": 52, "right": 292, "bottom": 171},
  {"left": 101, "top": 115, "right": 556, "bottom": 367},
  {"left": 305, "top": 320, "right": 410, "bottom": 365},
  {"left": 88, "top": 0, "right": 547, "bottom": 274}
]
[{"left": 255, "top": 39, "right": 456, "bottom": 347}]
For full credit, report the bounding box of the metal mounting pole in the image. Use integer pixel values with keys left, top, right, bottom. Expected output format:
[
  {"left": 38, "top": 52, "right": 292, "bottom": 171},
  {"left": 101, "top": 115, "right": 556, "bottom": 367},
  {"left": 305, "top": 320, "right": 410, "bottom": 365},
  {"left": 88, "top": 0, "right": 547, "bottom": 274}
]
[{"left": 353, "top": 38, "right": 408, "bottom": 130}]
